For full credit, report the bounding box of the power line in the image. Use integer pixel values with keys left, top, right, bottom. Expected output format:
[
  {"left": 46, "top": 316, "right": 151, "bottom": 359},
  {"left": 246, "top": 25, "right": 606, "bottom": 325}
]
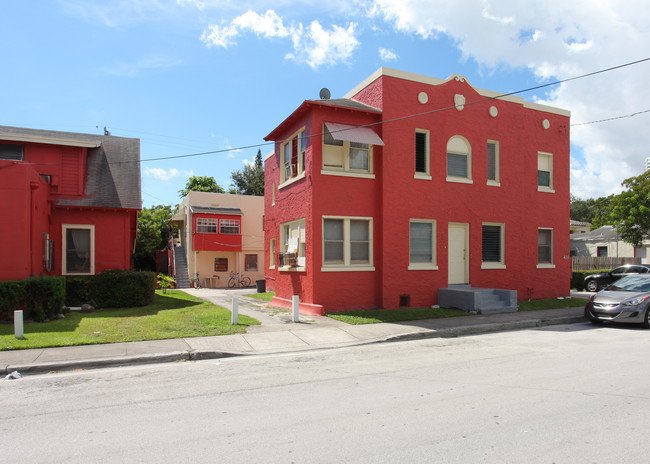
[{"left": 570, "top": 109, "right": 650, "bottom": 127}]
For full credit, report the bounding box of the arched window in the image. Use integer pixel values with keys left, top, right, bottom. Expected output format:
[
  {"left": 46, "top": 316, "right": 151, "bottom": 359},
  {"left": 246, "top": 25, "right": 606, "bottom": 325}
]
[{"left": 446, "top": 136, "right": 472, "bottom": 183}]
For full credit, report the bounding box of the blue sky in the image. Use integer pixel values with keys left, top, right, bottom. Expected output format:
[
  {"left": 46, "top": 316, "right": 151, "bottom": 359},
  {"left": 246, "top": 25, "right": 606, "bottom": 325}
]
[{"left": 2, "top": 1, "right": 650, "bottom": 208}]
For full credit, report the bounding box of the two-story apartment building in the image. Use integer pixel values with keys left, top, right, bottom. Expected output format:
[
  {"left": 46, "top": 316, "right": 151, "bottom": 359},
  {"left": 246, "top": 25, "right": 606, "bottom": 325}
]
[
  {"left": 263, "top": 68, "right": 571, "bottom": 315},
  {"left": 0, "top": 125, "right": 140, "bottom": 281},
  {"left": 171, "top": 191, "right": 264, "bottom": 288}
]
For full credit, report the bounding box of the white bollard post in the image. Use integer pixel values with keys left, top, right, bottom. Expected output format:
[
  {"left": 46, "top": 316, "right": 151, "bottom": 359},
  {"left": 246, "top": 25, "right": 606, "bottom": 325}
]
[
  {"left": 292, "top": 295, "right": 300, "bottom": 323},
  {"left": 232, "top": 297, "right": 239, "bottom": 325},
  {"left": 14, "top": 310, "right": 24, "bottom": 339}
]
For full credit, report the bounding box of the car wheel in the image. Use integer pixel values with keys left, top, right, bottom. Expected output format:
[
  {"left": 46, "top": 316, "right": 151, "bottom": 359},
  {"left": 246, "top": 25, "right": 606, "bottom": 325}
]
[
  {"left": 585, "top": 280, "right": 599, "bottom": 292},
  {"left": 643, "top": 307, "right": 650, "bottom": 329}
]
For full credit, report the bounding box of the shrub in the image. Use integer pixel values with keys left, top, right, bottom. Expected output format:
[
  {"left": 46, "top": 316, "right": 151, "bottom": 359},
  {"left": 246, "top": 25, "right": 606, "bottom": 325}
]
[
  {"left": 65, "top": 270, "right": 156, "bottom": 308},
  {"left": 571, "top": 269, "right": 608, "bottom": 291},
  {"left": 0, "top": 277, "right": 65, "bottom": 322}
]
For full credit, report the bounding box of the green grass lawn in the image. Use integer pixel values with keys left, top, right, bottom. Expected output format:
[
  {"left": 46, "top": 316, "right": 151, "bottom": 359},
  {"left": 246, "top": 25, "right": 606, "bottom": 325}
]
[
  {"left": 245, "top": 291, "right": 275, "bottom": 302},
  {"left": 326, "top": 297, "right": 586, "bottom": 325},
  {"left": 0, "top": 290, "right": 260, "bottom": 351}
]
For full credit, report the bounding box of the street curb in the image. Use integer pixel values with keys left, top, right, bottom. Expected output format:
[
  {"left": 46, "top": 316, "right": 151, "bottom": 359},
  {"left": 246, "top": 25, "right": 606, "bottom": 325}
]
[
  {"left": 383, "top": 316, "right": 587, "bottom": 343},
  {"left": 3, "top": 316, "right": 587, "bottom": 375}
]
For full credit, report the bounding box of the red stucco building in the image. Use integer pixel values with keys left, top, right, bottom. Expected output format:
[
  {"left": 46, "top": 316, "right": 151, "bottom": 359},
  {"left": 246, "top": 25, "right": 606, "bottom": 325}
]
[
  {"left": 0, "top": 126, "right": 141, "bottom": 281},
  {"left": 264, "top": 68, "right": 571, "bottom": 315}
]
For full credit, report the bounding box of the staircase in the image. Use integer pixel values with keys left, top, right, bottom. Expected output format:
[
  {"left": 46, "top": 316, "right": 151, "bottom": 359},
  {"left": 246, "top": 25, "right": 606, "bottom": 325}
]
[
  {"left": 173, "top": 246, "right": 191, "bottom": 289},
  {"left": 438, "top": 286, "right": 518, "bottom": 314}
]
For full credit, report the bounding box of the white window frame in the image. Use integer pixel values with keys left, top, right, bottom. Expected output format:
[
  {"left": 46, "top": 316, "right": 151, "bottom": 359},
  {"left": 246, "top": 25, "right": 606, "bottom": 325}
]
[
  {"left": 487, "top": 140, "right": 500, "bottom": 186},
  {"left": 196, "top": 218, "right": 218, "bottom": 233},
  {"left": 321, "top": 216, "right": 374, "bottom": 272},
  {"left": 219, "top": 218, "right": 240, "bottom": 235},
  {"left": 414, "top": 129, "right": 431, "bottom": 180},
  {"left": 280, "top": 218, "right": 306, "bottom": 271},
  {"left": 446, "top": 135, "right": 472, "bottom": 184},
  {"left": 537, "top": 152, "right": 554, "bottom": 193},
  {"left": 321, "top": 124, "right": 375, "bottom": 179},
  {"left": 537, "top": 228, "right": 555, "bottom": 268},
  {"left": 408, "top": 219, "right": 438, "bottom": 270},
  {"left": 280, "top": 127, "right": 306, "bottom": 186},
  {"left": 481, "top": 222, "right": 506, "bottom": 269},
  {"left": 62, "top": 224, "right": 95, "bottom": 276},
  {"left": 269, "top": 238, "right": 276, "bottom": 269}
]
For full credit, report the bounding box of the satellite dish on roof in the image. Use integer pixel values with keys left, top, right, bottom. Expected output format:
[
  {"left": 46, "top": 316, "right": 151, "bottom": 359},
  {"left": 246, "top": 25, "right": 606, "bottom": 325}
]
[{"left": 319, "top": 88, "right": 331, "bottom": 100}]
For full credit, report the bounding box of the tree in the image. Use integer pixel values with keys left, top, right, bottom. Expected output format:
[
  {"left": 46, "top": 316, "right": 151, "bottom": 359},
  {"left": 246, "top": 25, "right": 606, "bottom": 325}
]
[
  {"left": 178, "top": 176, "right": 225, "bottom": 198},
  {"left": 230, "top": 149, "right": 264, "bottom": 196},
  {"left": 570, "top": 194, "right": 614, "bottom": 228},
  {"left": 134, "top": 205, "right": 174, "bottom": 271},
  {"left": 608, "top": 170, "right": 650, "bottom": 247}
]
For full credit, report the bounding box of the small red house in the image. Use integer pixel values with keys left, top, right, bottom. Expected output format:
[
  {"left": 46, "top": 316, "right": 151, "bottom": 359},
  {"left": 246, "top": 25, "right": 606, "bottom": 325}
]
[
  {"left": 0, "top": 125, "right": 141, "bottom": 281},
  {"left": 263, "top": 68, "right": 571, "bottom": 315}
]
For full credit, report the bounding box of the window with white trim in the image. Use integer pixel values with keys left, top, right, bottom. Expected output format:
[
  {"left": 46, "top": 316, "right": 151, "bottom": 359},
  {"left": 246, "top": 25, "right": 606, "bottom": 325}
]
[
  {"left": 487, "top": 140, "right": 499, "bottom": 185},
  {"left": 415, "top": 129, "right": 430, "bottom": 179},
  {"left": 447, "top": 136, "right": 472, "bottom": 182},
  {"left": 219, "top": 219, "right": 240, "bottom": 235},
  {"left": 197, "top": 218, "right": 218, "bottom": 233},
  {"left": 482, "top": 223, "right": 505, "bottom": 268},
  {"left": 322, "top": 217, "right": 373, "bottom": 270},
  {"left": 62, "top": 224, "right": 95, "bottom": 275},
  {"left": 281, "top": 128, "right": 306, "bottom": 183},
  {"left": 280, "top": 219, "right": 306, "bottom": 269},
  {"left": 538, "top": 228, "right": 554, "bottom": 266},
  {"left": 322, "top": 125, "right": 373, "bottom": 175},
  {"left": 538, "top": 152, "right": 553, "bottom": 192},
  {"left": 409, "top": 219, "right": 437, "bottom": 270},
  {"left": 269, "top": 238, "right": 276, "bottom": 268}
]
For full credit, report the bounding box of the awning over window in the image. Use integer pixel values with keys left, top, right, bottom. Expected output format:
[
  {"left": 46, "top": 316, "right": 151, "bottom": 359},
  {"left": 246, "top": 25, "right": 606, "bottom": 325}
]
[{"left": 324, "top": 122, "right": 384, "bottom": 146}]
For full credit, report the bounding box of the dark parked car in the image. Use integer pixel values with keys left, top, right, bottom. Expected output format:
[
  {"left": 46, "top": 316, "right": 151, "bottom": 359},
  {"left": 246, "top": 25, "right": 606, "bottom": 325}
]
[
  {"left": 584, "top": 274, "right": 650, "bottom": 327},
  {"left": 584, "top": 264, "right": 650, "bottom": 292}
]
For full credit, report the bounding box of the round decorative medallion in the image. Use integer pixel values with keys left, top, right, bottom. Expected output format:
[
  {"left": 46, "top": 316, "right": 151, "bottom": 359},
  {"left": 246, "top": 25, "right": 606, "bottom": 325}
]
[
  {"left": 418, "top": 92, "right": 428, "bottom": 104},
  {"left": 489, "top": 106, "right": 498, "bottom": 118},
  {"left": 542, "top": 119, "right": 550, "bottom": 129}
]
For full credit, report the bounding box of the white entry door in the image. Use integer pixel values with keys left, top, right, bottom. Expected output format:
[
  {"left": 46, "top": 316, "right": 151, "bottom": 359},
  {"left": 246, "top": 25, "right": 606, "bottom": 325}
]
[{"left": 448, "top": 223, "right": 469, "bottom": 285}]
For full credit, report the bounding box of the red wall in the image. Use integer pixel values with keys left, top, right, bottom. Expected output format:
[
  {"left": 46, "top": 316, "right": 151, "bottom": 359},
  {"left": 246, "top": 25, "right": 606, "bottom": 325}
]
[
  {"left": 192, "top": 213, "right": 242, "bottom": 251},
  {"left": 265, "top": 73, "right": 571, "bottom": 314}
]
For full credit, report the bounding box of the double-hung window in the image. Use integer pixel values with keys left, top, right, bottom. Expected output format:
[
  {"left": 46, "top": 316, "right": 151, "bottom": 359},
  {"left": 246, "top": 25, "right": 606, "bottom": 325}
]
[
  {"left": 537, "top": 228, "right": 554, "bottom": 268},
  {"left": 447, "top": 136, "right": 472, "bottom": 183},
  {"left": 62, "top": 224, "right": 95, "bottom": 275},
  {"left": 219, "top": 219, "right": 240, "bottom": 234},
  {"left": 322, "top": 122, "right": 383, "bottom": 177},
  {"left": 322, "top": 217, "right": 374, "bottom": 271},
  {"left": 409, "top": 220, "right": 437, "bottom": 270},
  {"left": 281, "top": 128, "right": 306, "bottom": 183},
  {"left": 197, "top": 218, "right": 218, "bottom": 233},
  {"left": 280, "top": 219, "right": 306, "bottom": 269},
  {"left": 487, "top": 140, "right": 500, "bottom": 185},
  {"left": 538, "top": 152, "right": 554, "bottom": 192},
  {"left": 481, "top": 223, "right": 505, "bottom": 269},
  {"left": 414, "top": 129, "right": 431, "bottom": 179}
]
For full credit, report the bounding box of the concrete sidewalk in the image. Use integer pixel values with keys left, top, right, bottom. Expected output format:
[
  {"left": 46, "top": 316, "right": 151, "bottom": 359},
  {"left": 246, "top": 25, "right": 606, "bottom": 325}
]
[{"left": 0, "top": 288, "right": 588, "bottom": 375}]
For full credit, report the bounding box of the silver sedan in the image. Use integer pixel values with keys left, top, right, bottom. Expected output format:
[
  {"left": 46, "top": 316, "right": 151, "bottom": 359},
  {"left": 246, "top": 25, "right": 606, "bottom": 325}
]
[{"left": 584, "top": 274, "right": 650, "bottom": 327}]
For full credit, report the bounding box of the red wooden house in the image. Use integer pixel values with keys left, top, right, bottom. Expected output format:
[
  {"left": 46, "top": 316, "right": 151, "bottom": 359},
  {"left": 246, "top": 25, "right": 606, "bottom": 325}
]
[
  {"left": 0, "top": 125, "right": 140, "bottom": 281},
  {"left": 263, "top": 68, "right": 571, "bottom": 315}
]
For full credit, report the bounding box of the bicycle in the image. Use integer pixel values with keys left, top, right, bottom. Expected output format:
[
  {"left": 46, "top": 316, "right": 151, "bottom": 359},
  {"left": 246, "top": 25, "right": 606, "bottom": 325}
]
[
  {"left": 191, "top": 272, "right": 201, "bottom": 289},
  {"left": 228, "top": 271, "right": 251, "bottom": 288}
]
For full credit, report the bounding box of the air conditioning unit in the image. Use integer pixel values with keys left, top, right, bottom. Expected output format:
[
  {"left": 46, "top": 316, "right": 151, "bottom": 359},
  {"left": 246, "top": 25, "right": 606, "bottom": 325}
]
[
  {"left": 285, "top": 164, "right": 297, "bottom": 179},
  {"left": 278, "top": 252, "right": 298, "bottom": 267}
]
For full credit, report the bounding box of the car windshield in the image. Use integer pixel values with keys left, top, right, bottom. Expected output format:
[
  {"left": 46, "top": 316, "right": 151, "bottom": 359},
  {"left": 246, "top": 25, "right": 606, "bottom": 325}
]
[{"left": 607, "top": 275, "right": 650, "bottom": 292}]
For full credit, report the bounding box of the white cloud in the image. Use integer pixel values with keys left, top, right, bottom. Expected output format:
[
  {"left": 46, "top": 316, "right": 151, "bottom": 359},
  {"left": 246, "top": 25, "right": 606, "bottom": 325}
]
[
  {"left": 144, "top": 167, "right": 193, "bottom": 181},
  {"left": 176, "top": 0, "right": 205, "bottom": 10},
  {"left": 368, "top": 0, "right": 650, "bottom": 198},
  {"left": 201, "top": 10, "right": 359, "bottom": 68},
  {"left": 379, "top": 47, "right": 398, "bottom": 61},
  {"left": 103, "top": 55, "right": 181, "bottom": 77}
]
